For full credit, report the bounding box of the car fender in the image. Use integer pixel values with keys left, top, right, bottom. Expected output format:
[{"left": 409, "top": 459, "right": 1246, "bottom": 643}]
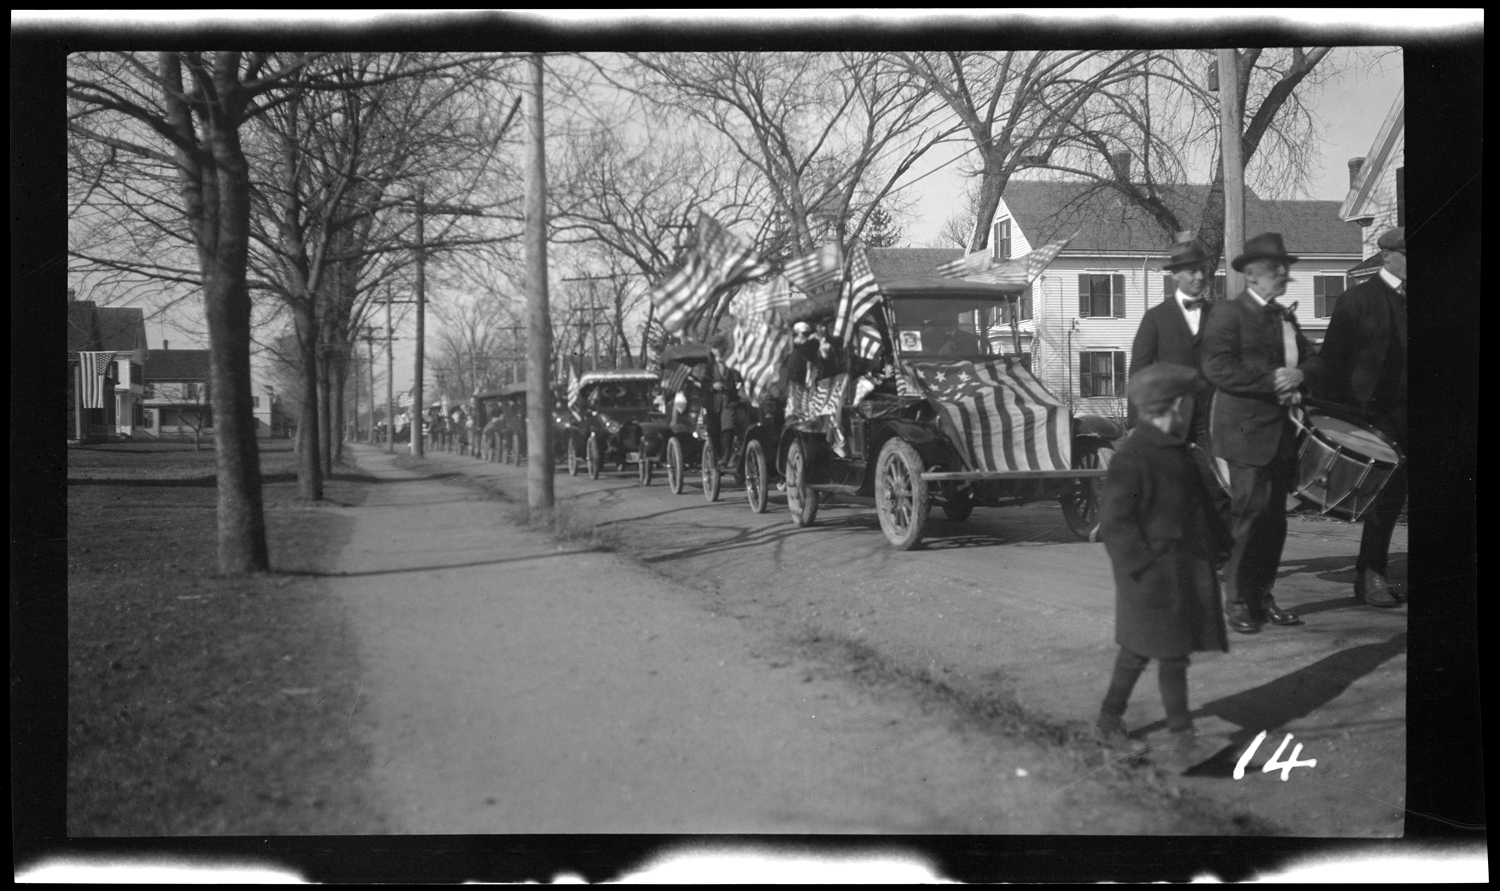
[
  {"left": 1072, "top": 413, "right": 1125, "bottom": 443},
  {"left": 868, "top": 419, "right": 958, "bottom": 473},
  {"left": 777, "top": 428, "right": 833, "bottom": 484}
]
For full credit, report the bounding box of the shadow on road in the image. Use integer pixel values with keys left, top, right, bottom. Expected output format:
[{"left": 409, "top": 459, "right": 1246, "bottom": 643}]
[
  {"left": 276, "top": 547, "right": 603, "bottom": 579},
  {"left": 1132, "top": 631, "right": 1407, "bottom": 779}
]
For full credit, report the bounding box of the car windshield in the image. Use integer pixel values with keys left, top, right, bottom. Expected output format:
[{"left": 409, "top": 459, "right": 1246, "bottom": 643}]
[
  {"left": 889, "top": 295, "right": 1014, "bottom": 359},
  {"left": 590, "top": 380, "right": 656, "bottom": 409}
]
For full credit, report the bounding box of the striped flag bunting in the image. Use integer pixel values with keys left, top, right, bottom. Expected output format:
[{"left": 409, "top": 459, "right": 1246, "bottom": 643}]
[
  {"left": 903, "top": 358, "right": 1071, "bottom": 472},
  {"left": 734, "top": 274, "right": 792, "bottom": 319},
  {"left": 78, "top": 351, "right": 116, "bottom": 408},
  {"left": 648, "top": 212, "right": 770, "bottom": 339},
  {"left": 834, "top": 242, "right": 885, "bottom": 361},
  {"left": 725, "top": 312, "right": 793, "bottom": 407},
  {"left": 783, "top": 241, "right": 843, "bottom": 294},
  {"left": 937, "top": 230, "right": 1077, "bottom": 285},
  {"left": 785, "top": 373, "right": 848, "bottom": 424},
  {"left": 662, "top": 362, "right": 692, "bottom": 396},
  {"left": 936, "top": 251, "right": 991, "bottom": 279}
]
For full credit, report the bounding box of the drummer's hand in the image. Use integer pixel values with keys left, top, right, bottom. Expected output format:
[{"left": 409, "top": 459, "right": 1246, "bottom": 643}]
[
  {"left": 1273, "top": 367, "right": 1304, "bottom": 394},
  {"left": 1277, "top": 390, "right": 1303, "bottom": 407}
]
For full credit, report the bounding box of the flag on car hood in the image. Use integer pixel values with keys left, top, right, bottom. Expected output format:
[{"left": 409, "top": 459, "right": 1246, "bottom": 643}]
[{"left": 903, "top": 358, "right": 1070, "bottom": 472}]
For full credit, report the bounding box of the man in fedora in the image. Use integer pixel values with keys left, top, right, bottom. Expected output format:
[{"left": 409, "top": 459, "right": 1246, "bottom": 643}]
[
  {"left": 1130, "top": 238, "right": 1215, "bottom": 444},
  {"left": 1202, "top": 232, "right": 1323, "bottom": 634},
  {"left": 1317, "top": 227, "right": 1408, "bottom": 608}
]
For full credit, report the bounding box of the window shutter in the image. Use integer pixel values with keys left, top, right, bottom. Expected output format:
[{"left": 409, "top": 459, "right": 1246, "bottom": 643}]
[
  {"left": 1022, "top": 286, "right": 1033, "bottom": 321},
  {"left": 1079, "top": 353, "right": 1091, "bottom": 397},
  {"left": 1078, "top": 275, "right": 1089, "bottom": 317},
  {"left": 1313, "top": 277, "right": 1326, "bottom": 318},
  {"left": 1114, "top": 351, "right": 1127, "bottom": 395},
  {"left": 1112, "top": 274, "right": 1126, "bottom": 317},
  {"left": 1163, "top": 275, "right": 1174, "bottom": 303}
]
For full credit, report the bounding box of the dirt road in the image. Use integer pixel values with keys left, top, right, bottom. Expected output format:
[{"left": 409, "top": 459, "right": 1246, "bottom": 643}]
[{"left": 330, "top": 444, "right": 1236, "bottom": 834}]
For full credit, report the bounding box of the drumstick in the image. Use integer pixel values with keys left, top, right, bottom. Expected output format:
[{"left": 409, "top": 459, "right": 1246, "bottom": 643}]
[{"left": 1302, "top": 396, "right": 1375, "bottom": 421}]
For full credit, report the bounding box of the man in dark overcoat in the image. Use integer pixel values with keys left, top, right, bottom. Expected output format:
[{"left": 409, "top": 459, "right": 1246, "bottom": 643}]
[
  {"left": 1130, "top": 238, "right": 1216, "bottom": 442},
  {"left": 1317, "top": 227, "right": 1408, "bottom": 607},
  {"left": 1097, "top": 363, "right": 1231, "bottom": 768},
  {"left": 1202, "top": 232, "right": 1323, "bottom": 634}
]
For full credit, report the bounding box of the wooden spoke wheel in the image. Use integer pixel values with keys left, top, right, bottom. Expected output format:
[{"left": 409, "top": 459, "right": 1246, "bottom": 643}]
[
  {"left": 875, "top": 438, "right": 930, "bottom": 550},
  {"left": 1061, "top": 441, "right": 1114, "bottom": 541},
  {"left": 701, "top": 437, "right": 722, "bottom": 503},
  {"left": 785, "top": 438, "right": 820, "bottom": 527},
  {"left": 744, "top": 439, "right": 770, "bottom": 514}
]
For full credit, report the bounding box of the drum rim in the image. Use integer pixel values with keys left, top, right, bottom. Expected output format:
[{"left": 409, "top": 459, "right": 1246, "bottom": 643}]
[{"left": 1298, "top": 408, "right": 1404, "bottom": 465}]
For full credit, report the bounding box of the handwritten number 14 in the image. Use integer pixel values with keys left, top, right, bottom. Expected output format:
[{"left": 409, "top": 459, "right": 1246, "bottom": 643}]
[{"left": 1234, "top": 730, "right": 1317, "bottom": 781}]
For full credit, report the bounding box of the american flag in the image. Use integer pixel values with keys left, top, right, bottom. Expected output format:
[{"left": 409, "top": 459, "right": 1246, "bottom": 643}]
[
  {"left": 785, "top": 373, "right": 848, "bottom": 424},
  {"left": 649, "top": 212, "right": 770, "bottom": 339},
  {"left": 662, "top": 362, "right": 692, "bottom": 396},
  {"left": 938, "top": 231, "right": 1077, "bottom": 285},
  {"left": 725, "top": 311, "right": 792, "bottom": 407},
  {"left": 904, "top": 358, "right": 1071, "bottom": 472},
  {"left": 566, "top": 361, "right": 582, "bottom": 418},
  {"left": 834, "top": 242, "right": 885, "bottom": 361},
  {"left": 783, "top": 241, "right": 843, "bottom": 293},
  {"left": 734, "top": 274, "right": 792, "bottom": 319},
  {"left": 935, "top": 251, "right": 990, "bottom": 279},
  {"left": 78, "top": 351, "right": 116, "bottom": 409}
]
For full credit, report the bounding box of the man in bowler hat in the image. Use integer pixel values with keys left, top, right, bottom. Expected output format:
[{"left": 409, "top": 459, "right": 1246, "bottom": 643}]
[
  {"left": 1097, "top": 362, "right": 1231, "bottom": 770},
  {"left": 1130, "top": 238, "right": 1216, "bottom": 443},
  {"left": 1202, "top": 232, "right": 1323, "bottom": 634},
  {"left": 1317, "top": 227, "right": 1408, "bottom": 608}
]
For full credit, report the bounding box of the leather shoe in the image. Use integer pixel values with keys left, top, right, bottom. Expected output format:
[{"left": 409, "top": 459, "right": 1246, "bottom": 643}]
[
  {"left": 1226, "top": 602, "right": 1261, "bottom": 634},
  {"left": 1261, "top": 594, "right": 1304, "bottom": 626},
  {"left": 1095, "top": 714, "right": 1143, "bottom": 751},
  {"left": 1354, "top": 569, "right": 1401, "bottom": 608}
]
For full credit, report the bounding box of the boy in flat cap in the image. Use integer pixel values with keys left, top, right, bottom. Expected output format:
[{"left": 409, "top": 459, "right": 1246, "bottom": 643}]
[
  {"left": 1317, "top": 227, "right": 1408, "bottom": 607},
  {"left": 1096, "top": 363, "right": 1232, "bottom": 770}
]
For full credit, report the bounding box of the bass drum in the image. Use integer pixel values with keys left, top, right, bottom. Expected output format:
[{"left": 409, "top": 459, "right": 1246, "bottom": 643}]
[{"left": 1291, "top": 410, "right": 1404, "bottom": 523}]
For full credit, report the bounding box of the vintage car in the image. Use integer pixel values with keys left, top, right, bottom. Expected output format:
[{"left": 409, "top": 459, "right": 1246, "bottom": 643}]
[
  {"left": 571, "top": 369, "right": 665, "bottom": 485},
  {"left": 776, "top": 276, "right": 1118, "bottom": 550},
  {"left": 472, "top": 384, "right": 529, "bottom": 464},
  {"left": 656, "top": 343, "right": 744, "bottom": 502}
]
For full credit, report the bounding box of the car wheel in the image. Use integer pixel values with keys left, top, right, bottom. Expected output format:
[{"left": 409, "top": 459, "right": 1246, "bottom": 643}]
[
  {"left": 639, "top": 455, "right": 653, "bottom": 486},
  {"left": 568, "top": 437, "right": 579, "bottom": 476},
  {"left": 785, "top": 438, "right": 819, "bottom": 527},
  {"left": 1062, "top": 440, "right": 1113, "bottom": 541},
  {"left": 666, "top": 437, "right": 685, "bottom": 494},
  {"left": 942, "top": 499, "right": 974, "bottom": 522},
  {"left": 745, "top": 439, "right": 770, "bottom": 514},
  {"left": 876, "top": 438, "right": 930, "bottom": 550},
  {"left": 701, "top": 437, "right": 721, "bottom": 503},
  {"left": 587, "top": 433, "right": 602, "bottom": 480}
]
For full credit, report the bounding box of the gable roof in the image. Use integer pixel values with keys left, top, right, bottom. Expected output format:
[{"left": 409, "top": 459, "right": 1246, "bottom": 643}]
[
  {"left": 999, "top": 180, "right": 1361, "bottom": 257},
  {"left": 95, "top": 306, "right": 148, "bottom": 353},
  {"left": 869, "top": 247, "right": 963, "bottom": 282},
  {"left": 144, "top": 349, "right": 211, "bottom": 381},
  {"left": 68, "top": 300, "right": 104, "bottom": 356}
]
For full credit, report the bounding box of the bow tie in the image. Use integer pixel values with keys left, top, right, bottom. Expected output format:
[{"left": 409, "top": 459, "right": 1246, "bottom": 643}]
[
  {"left": 1394, "top": 282, "right": 1406, "bottom": 298},
  {"left": 1181, "top": 297, "right": 1208, "bottom": 311},
  {"left": 1264, "top": 300, "right": 1296, "bottom": 319}
]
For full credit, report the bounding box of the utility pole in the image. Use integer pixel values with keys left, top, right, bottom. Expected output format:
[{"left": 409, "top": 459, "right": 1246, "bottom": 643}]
[
  {"left": 1218, "top": 48, "right": 1246, "bottom": 300},
  {"left": 411, "top": 182, "right": 427, "bottom": 458},
  {"left": 380, "top": 290, "right": 414, "bottom": 454},
  {"left": 362, "top": 326, "right": 377, "bottom": 442},
  {"left": 524, "top": 53, "right": 554, "bottom": 512}
]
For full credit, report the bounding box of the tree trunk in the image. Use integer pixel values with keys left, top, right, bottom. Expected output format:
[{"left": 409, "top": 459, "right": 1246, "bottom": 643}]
[
  {"left": 967, "top": 156, "right": 1008, "bottom": 254},
  {"left": 318, "top": 337, "right": 334, "bottom": 478},
  {"left": 292, "top": 299, "right": 324, "bottom": 500}
]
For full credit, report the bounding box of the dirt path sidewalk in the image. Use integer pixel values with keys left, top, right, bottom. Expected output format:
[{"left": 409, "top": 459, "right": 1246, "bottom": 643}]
[{"left": 330, "top": 444, "right": 1190, "bottom": 834}]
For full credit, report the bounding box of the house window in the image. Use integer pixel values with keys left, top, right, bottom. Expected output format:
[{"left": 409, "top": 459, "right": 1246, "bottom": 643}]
[
  {"left": 1079, "top": 350, "right": 1127, "bottom": 398},
  {"left": 985, "top": 286, "right": 1034, "bottom": 327},
  {"left": 1078, "top": 273, "right": 1126, "bottom": 318},
  {"left": 143, "top": 383, "right": 155, "bottom": 398},
  {"left": 252, "top": 395, "right": 260, "bottom": 408},
  {"left": 993, "top": 219, "right": 1011, "bottom": 261},
  {"left": 1314, "top": 275, "right": 1346, "bottom": 318}
]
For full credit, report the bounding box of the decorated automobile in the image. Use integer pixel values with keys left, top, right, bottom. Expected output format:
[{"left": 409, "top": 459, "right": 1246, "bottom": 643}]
[
  {"left": 472, "top": 384, "right": 528, "bottom": 464},
  {"left": 655, "top": 343, "right": 748, "bottom": 502},
  {"left": 571, "top": 369, "right": 665, "bottom": 485},
  {"left": 776, "top": 276, "right": 1119, "bottom": 550}
]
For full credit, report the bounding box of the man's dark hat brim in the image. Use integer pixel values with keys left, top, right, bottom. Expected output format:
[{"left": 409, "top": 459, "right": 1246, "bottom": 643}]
[{"left": 1231, "top": 232, "right": 1299, "bottom": 272}]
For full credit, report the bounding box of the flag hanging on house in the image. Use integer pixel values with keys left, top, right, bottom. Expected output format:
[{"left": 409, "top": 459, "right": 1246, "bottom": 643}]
[
  {"left": 648, "top": 212, "right": 770, "bottom": 339},
  {"left": 78, "top": 351, "right": 116, "bottom": 409},
  {"left": 783, "top": 241, "right": 844, "bottom": 294},
  {"left": 725, "top": 311, "right": 793, "bottom": 407},
  {"left": 903, "top": 358, "right": 1071, "bottom": 473},
  {"left": 833, "top": 242, "right": 885, "bottom": 361}
]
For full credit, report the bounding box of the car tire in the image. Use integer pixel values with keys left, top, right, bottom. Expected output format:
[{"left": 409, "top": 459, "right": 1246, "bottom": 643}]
[
  {"left": 667, "top": 437, "right": 685, "bottom": 494},
  {"left": 701, "top": 437, "right": 721, "bottom": 503},
  {"left": 1062, "top": 440, "right": 1113, "bottom": 541},
  {"left": 639, "top": 455, "right": 653, "bottom": 486},
  {"left": 587, "top": 433, "right": 602, "bottom": 480},
  {"left": 745, "top": 439, "right": 770, "bottom": 514},
  {"left": 785, "top": 438, "right": 819, "bottom": 527},
  {"left": 568, "top": 437, "right": 579, "bottom": 476},
  {"left": 876, "top": 437, "right": 930, "bottom": 550}
]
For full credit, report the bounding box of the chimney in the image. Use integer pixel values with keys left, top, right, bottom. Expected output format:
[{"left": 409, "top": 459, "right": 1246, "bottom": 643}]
[
  {"left": 163, "top": 339, "right": 170, "bottom": 350},
  {"left": 67, "top": 288, "right": 76, "bottom": 302},
  {"left": 1347, "top": 157, "right": 1366, "bottom": 190},
  {"left": 1112, "top": 150, "right": 1131, "bottom": 180}
]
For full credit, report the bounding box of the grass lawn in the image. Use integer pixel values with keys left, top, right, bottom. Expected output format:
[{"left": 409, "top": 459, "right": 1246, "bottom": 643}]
[{"left": 66, "top": 439, "right": 389, "bottom": 835}]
